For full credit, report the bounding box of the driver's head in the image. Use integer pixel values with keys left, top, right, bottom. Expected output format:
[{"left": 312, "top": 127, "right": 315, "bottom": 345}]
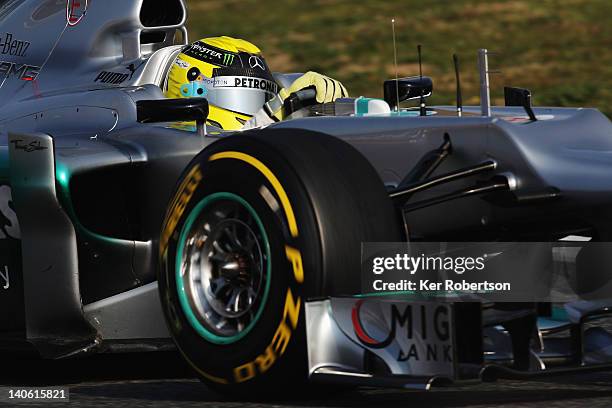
[{"left": 165, "top": 36, "right": 279, "bottom": 130}]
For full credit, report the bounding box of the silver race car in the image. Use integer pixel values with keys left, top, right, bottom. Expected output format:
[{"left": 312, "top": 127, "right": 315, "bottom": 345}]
[{"left": 1, "top": 0, "right": 612, "bottom": 397}]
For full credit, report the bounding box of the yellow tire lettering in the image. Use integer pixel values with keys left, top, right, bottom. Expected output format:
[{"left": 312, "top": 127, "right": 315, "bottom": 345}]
[
  {"left": 209, "top": 151, "right": 299, "bottom": 238},
  {"left": 285, "top": 245, "right": 304, "bottom": 283},
  {"left": 255, "top": 345, "right": 276, "bottom": 374},
  {"left": 283, "top": 288, "right": 301, "bottom": 329},
  {"left": 272, "top": 319, "right": 291, "bottom": 356},
  {"left": 232, "top": 288, "right": 302, "bottom": 382},
  {"left": 205, "top": 153, "right": 308, "bottom": 383},
  {"left": 234, "top": 362, "right": 256, "bottom": 383},
  {"left": 160, "top": 164, "right": 202, "bottom": 253}
]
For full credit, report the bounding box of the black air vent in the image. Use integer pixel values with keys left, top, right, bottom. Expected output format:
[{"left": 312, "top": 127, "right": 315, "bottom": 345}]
[
  {"left": 141, "top": 31, "right": 166, "bottom": 44},
  {"left": 140, "top": 0, "right": 183, "bottom": 27},
  {"left": 70, "top": 164, "right": 143, "bottom": 241}
]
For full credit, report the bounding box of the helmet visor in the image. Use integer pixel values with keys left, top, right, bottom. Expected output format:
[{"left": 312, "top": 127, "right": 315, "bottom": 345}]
[
  {"left": 179, "top": 67, "right": 279, "bottom": 116},
  {"left": 205, "top": 75, "right": 279, "bottom": 115}
]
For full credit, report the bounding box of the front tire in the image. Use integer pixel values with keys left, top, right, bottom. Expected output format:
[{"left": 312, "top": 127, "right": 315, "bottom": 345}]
[{"left": 158, "top": 129, "right": 402, "bottom": 396}]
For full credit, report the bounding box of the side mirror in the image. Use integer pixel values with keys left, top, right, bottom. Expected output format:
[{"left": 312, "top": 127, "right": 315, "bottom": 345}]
[
  {"left": 136, "top": 98, "right": 209, "bottom": 136},
  {"left": 383, "top": 76, "right": 433, "bottom": 110},
  {"left": 504, "top": 87, "right": 537, "bottom": 121}
]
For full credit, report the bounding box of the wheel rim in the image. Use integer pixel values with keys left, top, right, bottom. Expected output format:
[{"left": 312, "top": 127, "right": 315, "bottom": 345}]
[{"left": 175, "top": 192, "right": 271, "bottom": 344}]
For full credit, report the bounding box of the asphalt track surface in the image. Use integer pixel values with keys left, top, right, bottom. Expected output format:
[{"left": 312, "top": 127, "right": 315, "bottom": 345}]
[{"left": 2, "top": 352, "right": 612, "bottom": 407}]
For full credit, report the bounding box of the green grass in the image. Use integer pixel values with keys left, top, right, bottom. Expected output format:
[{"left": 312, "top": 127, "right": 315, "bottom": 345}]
[{"left": 186, "top": 0, "right": 612, "bottom": 118}]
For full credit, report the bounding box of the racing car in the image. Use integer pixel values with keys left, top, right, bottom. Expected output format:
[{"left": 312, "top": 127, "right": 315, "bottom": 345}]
[{"left": 2, "top": 0, "right": 612, "bottom": 397}]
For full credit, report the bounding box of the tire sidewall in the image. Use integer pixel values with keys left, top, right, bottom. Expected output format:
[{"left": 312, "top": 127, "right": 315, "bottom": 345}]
[{"left": 159, "top": 139, "right": 321, "bottom": 388}]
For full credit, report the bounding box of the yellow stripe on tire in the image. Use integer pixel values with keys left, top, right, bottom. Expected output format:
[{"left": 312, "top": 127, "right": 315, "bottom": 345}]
[{"left": 209, "top": 151, "right": 299, "bottom": 238}]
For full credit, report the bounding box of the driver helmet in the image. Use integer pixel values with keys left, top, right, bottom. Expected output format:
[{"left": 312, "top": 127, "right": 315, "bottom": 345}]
[{"left": 165, "top": 36, "right": 279, "bottom": 130}]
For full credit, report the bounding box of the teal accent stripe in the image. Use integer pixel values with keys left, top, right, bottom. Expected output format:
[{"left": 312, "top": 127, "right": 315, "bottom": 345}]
[
  {"left": 175, "top": 192, "right": 272, "bottom": 344},
  {"left": 355, "top": 97, "right": 371, "bottom": 116}
]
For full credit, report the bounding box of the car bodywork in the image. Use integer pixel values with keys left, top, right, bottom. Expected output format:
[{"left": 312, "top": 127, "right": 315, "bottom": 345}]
[
  {"left": 1, "top": 0, "right": 612, "bottom": 388},
  {"left": 0, "top": 0, "right": 203, "bottom": 356}
]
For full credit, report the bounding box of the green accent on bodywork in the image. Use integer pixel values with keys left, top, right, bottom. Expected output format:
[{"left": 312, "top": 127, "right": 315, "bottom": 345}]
[
  {"left": 55, "top": 162, "right": 70, "bottom": 188},
  {"left": 355, "top": 97, "right": 373, "bottom": 115},
  {"left": 57, "top": 171, "right": 68, "bottom": 185},
  {"left": 175, "top": 192, "right": 272, "bottom": 344},
  {"left": 354, "top": 98, "right": 436, "bottom": 117},
  {"left": 551, "top": 305, "right": 569, "bottom": 321},
  {"left": 389, "top": 110, "right": 419, "bottom": 116},
  {"left": 390, "top": 110, "right": 436, "bottom": 117}
]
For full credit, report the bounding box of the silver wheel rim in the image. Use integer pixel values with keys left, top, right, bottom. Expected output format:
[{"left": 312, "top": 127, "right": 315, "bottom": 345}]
[{"left": 179, "top": 195, "right": 269, "bottom": 340}]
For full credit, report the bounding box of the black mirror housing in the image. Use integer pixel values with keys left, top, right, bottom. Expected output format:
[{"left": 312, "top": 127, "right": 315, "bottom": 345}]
[
  {"left": 137, "top": 98, "right": 209, "bottom": 124},
  {"left": 504, "top": 87, "right": 537, "bottom": 121},
  {"left": 137, "top": 98, "right": 209, "bottom": 136},
  {"left": 383, "top": 76, "right": 433, "bottom": 110}
]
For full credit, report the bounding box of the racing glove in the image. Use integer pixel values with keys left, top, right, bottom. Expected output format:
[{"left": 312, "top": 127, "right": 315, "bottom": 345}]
[
  {"left": 243, "top": 72, "right": 348, "bottom": 130},
  {"left": 285, "top": 71, "right": 348, "bottom": 104}
]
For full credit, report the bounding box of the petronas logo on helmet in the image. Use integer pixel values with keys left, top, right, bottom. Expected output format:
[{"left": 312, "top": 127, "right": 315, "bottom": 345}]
[{"left": 223, "top": 54, "right": 235, "bottom": 65}]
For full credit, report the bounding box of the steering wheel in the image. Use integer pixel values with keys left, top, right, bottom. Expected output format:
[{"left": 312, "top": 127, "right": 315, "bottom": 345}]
[{"left": 283, "top": 88, "right": 318, "bottom": 117}]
